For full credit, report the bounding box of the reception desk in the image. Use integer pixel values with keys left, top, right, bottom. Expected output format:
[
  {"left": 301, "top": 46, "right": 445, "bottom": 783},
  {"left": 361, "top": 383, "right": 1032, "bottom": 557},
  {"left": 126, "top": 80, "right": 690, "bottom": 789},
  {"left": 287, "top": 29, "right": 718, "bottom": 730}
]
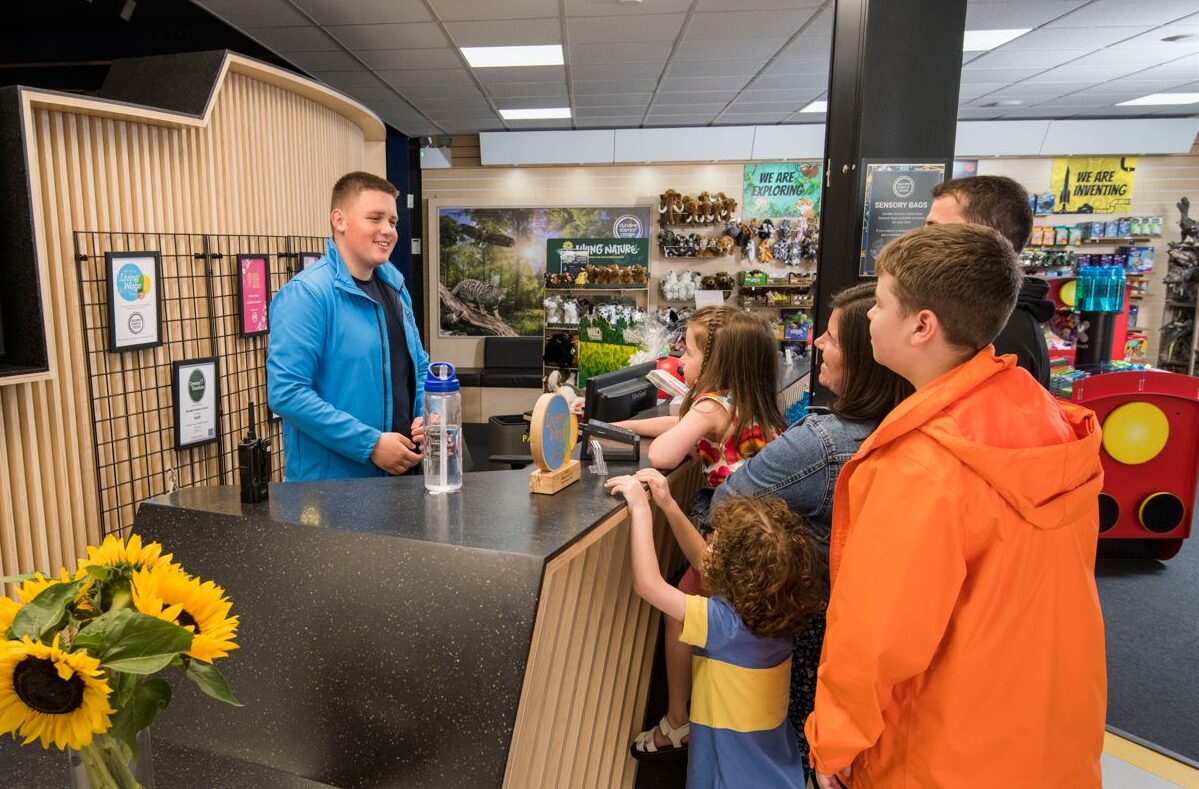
[{"left": 1, "top": 358, "right": 807, "bottom": 788}]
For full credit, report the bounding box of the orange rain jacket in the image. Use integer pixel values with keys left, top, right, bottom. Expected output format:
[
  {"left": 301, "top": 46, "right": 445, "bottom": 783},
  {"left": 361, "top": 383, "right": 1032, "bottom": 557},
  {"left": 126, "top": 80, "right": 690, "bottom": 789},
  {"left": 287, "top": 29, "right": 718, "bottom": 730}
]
[{"left": 806, "top": 350, "right": 1107, "bottom": 788}]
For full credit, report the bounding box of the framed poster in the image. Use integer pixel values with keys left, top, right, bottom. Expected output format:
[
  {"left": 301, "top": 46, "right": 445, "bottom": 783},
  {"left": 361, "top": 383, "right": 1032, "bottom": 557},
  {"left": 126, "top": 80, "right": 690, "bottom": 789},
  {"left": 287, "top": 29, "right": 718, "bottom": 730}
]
[
  {"left": 106, "top": 252, "right": 163, "bottom": 352},
  {"left": 173, "top": 357, "right": 219, "bottom": 450},
  {"left": 859, "top": 161, "right": 946, "bottom": 276},
  {"left": 237, "top": 254, "right": 271, "bottom": 336},
  {"left": 298, "top": 251, "right": 322, "bottom": 272},
  {"left": 742, "top": 162, "right": 823, "bottom": 220}
]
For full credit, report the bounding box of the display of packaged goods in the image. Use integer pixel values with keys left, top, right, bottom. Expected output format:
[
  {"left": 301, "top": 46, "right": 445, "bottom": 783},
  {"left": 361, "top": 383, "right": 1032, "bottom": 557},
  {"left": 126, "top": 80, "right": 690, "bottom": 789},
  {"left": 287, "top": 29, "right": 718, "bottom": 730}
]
[{"left": 1068, "top": 226, "right": 1083, "bottom": 246}]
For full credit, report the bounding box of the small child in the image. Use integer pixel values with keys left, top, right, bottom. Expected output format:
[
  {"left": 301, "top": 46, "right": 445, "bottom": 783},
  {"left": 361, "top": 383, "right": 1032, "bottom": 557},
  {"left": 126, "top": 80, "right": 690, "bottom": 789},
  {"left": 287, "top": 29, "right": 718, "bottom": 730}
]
[
  {"left": 616, "top": 308, "right": 786, "bottom": 756},
  {"left": 607, "top": 469, "right": 822, "bottom": 789}
]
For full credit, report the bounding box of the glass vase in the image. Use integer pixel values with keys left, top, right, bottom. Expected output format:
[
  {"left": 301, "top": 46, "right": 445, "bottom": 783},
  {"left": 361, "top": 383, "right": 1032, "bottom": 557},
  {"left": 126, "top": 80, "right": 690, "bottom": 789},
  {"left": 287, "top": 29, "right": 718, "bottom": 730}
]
[{"left": 68, "top": 728, "right": 155, "bottom": 789}]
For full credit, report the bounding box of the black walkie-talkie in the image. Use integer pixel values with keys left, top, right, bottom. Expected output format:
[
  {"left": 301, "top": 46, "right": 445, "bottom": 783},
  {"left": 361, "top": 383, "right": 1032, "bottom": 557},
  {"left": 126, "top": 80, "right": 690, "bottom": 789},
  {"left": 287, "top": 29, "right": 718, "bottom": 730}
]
[{"left": 238, "top": 401, "right": 271, "bottom": 503}]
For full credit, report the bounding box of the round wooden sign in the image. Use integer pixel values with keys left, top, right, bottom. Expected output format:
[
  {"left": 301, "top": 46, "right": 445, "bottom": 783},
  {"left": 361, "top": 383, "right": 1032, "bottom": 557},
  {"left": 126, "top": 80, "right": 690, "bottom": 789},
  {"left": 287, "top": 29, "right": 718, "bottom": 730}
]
[{"left": 529, "top": 392, "right": 577, "bottom": 472}]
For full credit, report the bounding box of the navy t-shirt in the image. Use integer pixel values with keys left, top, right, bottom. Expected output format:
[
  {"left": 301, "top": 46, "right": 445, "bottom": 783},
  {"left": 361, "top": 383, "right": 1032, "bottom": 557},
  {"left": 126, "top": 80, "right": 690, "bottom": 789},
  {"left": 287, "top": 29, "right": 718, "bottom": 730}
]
[{"left": 353, "top": 274, "right": 412, "bottom": 438}]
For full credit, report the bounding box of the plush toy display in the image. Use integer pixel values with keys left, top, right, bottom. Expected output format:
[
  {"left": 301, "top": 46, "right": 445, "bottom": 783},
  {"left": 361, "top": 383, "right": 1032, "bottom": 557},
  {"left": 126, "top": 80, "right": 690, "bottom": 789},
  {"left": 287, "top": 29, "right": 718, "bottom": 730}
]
[
  {"left": 543, "top": 295, "right": 564, "bottom": 326},
  {"left": 660, "top": 270, "right": 702, "bottom": 301}
]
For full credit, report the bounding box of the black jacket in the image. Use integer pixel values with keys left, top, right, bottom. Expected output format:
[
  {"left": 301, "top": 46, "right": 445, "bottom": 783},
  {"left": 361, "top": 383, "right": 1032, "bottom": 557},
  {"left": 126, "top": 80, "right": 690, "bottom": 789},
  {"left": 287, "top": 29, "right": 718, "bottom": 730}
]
[{"left": 994, "top": 276, "right": 1055, "bottom": 389}]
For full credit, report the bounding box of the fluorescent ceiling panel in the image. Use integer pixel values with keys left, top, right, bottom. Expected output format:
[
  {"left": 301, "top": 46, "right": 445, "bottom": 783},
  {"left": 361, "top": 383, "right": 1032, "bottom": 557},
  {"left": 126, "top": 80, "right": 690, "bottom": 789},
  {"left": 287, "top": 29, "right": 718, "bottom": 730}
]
[
  {"left": 460, "top": 45, "right": 563, "bottom": 68},
  {"left": 963, "top": 29, "right": 1031, "bottom": 51},
  {"left": 800, "top": 100, "right": 827, "bottom": 113},
  {"left": 499, "top": 107, "right": 572, "bottom": 119},
  {"left": 1116, "top": 92, "right": 1199, "bottom": 106}
]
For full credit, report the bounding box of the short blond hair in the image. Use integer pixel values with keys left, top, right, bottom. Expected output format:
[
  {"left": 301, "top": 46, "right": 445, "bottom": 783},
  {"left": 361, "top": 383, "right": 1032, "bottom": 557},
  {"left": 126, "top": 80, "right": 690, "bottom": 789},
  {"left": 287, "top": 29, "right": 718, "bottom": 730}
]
[
  {"left": 330, "top": 171, "right": 399, "bottom": 211},
  {"left": 876, "top": 224, "right": 1021, "bottom": 352}
]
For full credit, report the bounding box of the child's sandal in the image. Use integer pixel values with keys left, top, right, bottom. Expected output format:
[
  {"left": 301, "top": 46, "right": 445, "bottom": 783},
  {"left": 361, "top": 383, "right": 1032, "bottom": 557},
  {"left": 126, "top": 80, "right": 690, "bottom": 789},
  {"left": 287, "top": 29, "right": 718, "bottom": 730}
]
[{"left": 629, "top": 714, "right": 689, "bottom": 761}]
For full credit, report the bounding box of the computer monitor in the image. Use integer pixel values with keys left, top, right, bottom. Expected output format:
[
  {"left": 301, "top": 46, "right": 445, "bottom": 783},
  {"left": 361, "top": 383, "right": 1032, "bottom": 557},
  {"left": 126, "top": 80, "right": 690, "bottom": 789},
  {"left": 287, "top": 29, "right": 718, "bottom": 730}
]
[{"left": 583, "top": 361, "right": 658, "bottom": 423}]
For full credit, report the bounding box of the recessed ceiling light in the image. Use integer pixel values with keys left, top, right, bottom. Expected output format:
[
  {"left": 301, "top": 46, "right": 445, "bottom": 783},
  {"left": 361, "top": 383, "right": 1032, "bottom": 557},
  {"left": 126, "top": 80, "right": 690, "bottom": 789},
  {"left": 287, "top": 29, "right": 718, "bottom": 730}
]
[
  {"left": 979, "top": 99, "right": 1024, "bottom": 108},
  {"left": 800, "top": 100, "right": 827, "bottom": 113},
  {"left": 460, "top": 45, "right": 564, "bottom": 68},
  {"left": 1161, "top": 34, "right": 1198, "bottom": 43},
  {"left": 963, "top": 29, "right": 1031, "bottom": 51},
  {"left": 1116, "top": 92, "right": 1199, "bottom": 106},
  {"left": 500, "top": 107, "right": 572, "bottom": 120}
]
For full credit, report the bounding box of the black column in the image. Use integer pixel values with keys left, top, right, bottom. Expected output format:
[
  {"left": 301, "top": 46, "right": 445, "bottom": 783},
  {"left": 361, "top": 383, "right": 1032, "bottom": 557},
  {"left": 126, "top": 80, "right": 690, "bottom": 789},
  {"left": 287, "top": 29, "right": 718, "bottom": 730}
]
[{"left": 813, "top": 0, "right": 967, "bottom": 398}]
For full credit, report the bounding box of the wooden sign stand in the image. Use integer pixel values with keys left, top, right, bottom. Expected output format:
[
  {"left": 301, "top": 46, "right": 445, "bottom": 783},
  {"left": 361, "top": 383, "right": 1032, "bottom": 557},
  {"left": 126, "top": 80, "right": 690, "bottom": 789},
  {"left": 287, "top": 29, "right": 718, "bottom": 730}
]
[{"left": 528, "top": 392, "right": 581, "bottom": 495}]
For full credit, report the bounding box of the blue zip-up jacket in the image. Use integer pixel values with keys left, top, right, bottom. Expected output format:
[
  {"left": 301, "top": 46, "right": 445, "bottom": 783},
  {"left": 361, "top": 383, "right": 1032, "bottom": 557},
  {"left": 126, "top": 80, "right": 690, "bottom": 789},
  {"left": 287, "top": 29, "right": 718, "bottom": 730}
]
[{"left": 267, "top": 238, "right": 430, "bottom": 481}]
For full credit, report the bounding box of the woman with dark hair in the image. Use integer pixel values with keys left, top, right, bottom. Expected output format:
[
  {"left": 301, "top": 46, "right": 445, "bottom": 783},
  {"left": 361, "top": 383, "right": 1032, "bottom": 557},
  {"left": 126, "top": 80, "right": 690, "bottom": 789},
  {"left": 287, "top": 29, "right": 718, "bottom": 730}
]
[{"left": 710, "top": 282, "right": 913, "bottom": 776}]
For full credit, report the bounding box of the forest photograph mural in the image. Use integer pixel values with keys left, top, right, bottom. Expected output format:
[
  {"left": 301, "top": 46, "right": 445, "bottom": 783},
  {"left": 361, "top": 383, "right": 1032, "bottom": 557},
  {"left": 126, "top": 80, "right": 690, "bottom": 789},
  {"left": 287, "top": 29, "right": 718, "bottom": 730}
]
[{"left": 438, "top": 206, "right": 649, "bottom": 337}]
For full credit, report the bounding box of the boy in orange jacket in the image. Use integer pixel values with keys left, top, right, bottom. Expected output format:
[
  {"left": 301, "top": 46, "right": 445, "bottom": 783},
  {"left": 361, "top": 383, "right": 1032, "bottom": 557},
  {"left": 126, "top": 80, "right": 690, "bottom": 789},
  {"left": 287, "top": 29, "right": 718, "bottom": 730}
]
[{"left": 808, "top": 224, "right": 1106, "bottom": 788}]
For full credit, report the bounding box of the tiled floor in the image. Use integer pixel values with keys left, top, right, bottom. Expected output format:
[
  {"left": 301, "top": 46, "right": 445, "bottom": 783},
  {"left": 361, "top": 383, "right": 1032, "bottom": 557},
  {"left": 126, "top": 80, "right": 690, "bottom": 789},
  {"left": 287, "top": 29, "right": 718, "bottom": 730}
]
[{"left": 1102, "top": 733, "right": 1199, "bottom": 789}]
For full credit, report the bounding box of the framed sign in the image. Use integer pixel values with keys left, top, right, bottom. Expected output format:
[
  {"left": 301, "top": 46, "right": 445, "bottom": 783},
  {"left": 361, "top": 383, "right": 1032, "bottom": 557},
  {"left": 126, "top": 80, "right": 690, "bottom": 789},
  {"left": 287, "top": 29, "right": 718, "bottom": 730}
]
[
  {"left": 298, "top": 251, "right": 322, "bottom": 272},
  {"left": 106, "top": 252, "right": 163, "bottom": 352},
  {"left": 173, "top": 357, "right": 219, "bottom": 450},
  {"left": 859, "top": 161, "right": 946, "bottom": 276},
  {"left": 237, "top": 254, "right": 271, "bottom": 336}
]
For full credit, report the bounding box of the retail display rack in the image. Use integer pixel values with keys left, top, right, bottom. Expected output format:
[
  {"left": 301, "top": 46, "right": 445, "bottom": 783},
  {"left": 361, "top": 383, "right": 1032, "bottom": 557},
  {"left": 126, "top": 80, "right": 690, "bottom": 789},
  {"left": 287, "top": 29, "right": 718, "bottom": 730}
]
[{"left": 1157, "top": 200, "right": 1198, "bottom": 376}]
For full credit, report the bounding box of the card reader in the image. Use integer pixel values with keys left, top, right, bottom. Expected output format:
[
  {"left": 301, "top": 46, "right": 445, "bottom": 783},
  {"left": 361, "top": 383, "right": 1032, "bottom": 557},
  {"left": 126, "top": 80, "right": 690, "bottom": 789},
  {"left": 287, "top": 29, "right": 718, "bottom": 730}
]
[{"left": 581, "top": 419, "right": 640, "bottom": 463}]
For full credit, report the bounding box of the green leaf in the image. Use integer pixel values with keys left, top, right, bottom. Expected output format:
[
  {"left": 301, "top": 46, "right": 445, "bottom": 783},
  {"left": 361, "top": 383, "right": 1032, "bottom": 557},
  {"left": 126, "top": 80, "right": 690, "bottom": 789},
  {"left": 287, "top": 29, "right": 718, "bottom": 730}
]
[
  {"left": 0, "top": 572, "right": 37, "bottom": 584},
  {"left": 78, "top": 608, "right": 193, "bottom": 674},
  {"left": 83, "top": 565, "right": 114, "bottom": 582},
  {"left": 107, "top": 678, "right": 171, "bottom": 758},
  {"left": 183, "top": 660, "right": 243, "bottom": 707},
  {"left": 10, "top": 579, "right": 86, "bottom": 641}
]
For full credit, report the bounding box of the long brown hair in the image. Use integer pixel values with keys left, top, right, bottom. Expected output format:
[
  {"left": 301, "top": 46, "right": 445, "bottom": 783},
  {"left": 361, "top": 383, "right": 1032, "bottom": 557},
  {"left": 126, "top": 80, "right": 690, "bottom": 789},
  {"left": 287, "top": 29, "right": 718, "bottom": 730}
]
[
  {"left": 679, "top": 308, "right": 785, "bottom": 447},
  {"left": 828, "top": 283, "right": 914, "bottom": 421},
  {"left": 702, "top": 495, "right": 824, "bottom": 638}
]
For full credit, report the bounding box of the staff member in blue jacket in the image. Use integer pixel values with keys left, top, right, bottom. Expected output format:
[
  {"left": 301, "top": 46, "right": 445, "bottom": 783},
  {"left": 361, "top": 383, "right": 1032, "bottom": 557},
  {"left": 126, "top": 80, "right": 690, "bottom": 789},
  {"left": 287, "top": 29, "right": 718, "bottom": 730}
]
[{"left": 268, "top": 171, "right": 430, "bottom": 480}]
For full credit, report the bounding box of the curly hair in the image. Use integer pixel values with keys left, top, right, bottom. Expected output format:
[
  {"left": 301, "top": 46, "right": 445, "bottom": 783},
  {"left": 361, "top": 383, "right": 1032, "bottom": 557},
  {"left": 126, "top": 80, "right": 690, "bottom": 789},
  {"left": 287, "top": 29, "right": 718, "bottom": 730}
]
[{"left": 700, "top": 495, "right": 824, "bottom": 639}]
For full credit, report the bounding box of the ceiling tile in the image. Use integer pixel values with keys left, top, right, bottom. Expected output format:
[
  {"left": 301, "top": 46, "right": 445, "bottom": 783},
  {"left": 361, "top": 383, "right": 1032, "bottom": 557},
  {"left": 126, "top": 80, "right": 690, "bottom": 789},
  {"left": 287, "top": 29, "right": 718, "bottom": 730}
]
[
  {"left": 574, "top": 93, "right": 653, "bottom": 108},
  {"left": 1065, "top": 48, "right": 1191, "bottom": 69},
  {"left": 999, "top": 27, "right": 1152, "bottom": 51},
  {"left": 1049, "top": 0, "right": 1199, "bottom": 28},
  {"left": 413, "top": 97, "right": 496, "bottom": 112},
  {"left": 1120, "top": 55, "right": 1199, "bottom": 81},
  {"left": 749, "top": 74, "right": 828, "bottom": 91},
  {"left": 978, "top": 82, "right": 1092, "bottom": 99},
  {"left": 574, "top": 79, "right": 661, "bottom": 95},
  {"left": 582, "top": 116, "right": 653, "bottom": 127},
  {"left": 1022, "top": 64, "right": 1143, "bottom": 83},
  {"left": 649, "top": 102, "right": 730, "bottom": 114},
  {"left": 428, "top": 0, "right": 559, "bottom": 21},
  {"left": 964, "top": 2, "right": 1086, "bottom": 30},
  {"left": 644, "top": 115, "right": 719, "bottom": 126},
  {"left": 959, "top": 67, "right": 1045, "bottom": 85},
  {"left": 326, "top": 23, "right": 450, "bottom": 51},
  {"left": 655, "top": 90, "right": 740, "bottom": 104},
  {"left": 955, "top": 82, "right": 1013, "bottom": 100},
  {"left": 714, "top": 112, "right": 794, "bottom": 124},
  {"left": 699, "top": 0, "right": 824, "bottom": 10},
  {"left": 311, "top": 70, "right": 384, "bottom": 90},
  {"left": 737, "top": 88, "right": 823, "bottom": 104},
  {"left": 1112, "top": 16, "right": 1199, "bottom": 49},
  {"left": 571, "top": 62, "right": 665, "bottom": 81},
  {"left": 284, "top": 50, "right": 363, "bottom": 71},
  {"left": 575, "top": 105, "right": 650, "bottom": 117},
  {"left": 686, "top": 10, "right": 820, "bottom": 40},
  {"left": 243, "top": 26, "right": 340, "bottom": 53},
  {"left": 475, "top": 65, "right": 568, "bottom": 83},
  {"left": 964, "top": 49, "right": 1089, "bottom": 70},
  {"left": 674, "top": 39, "right": 773, "bottom": 62},
  {"left": 485, "top": 82, "right": 570, "bottom": 99},
  {"left": 569, "top": 42, "right": 669, "bottom": 65},
  {"left": 780, "top": 35, "right": 833, "bottom": 58},
  {"left": 760, "top": 57, "right": 830, "bottom": 77},
  {"left": 725, "top": 101, "right": 801, "bottom": 114},
  {"left": 193, "top": 0, "right": 312, "bottom": 28},
  {"left": 290, "top": 0, "right": 433, "bottom": 25},
  {"left": 398, "top": 83, "right": 492, "bottom": 99},
  {"left": 504, "top": 118, "right": 576, "bottom": 129},
  {"left": 377, "top": 69, "right": 477, "bottom": 88},
  {"left": 956, "top": 108, "right": 1011, "bottom": 120},
  {"left": 661, "top": 76, "right": 753, "bottom": 92},
  {"left": 564, "top": 0, "right": 693, "bottom": 17},
  {"left": 665, "top": 58, "right": 771, "bottom": 79},
  {"left": 359, "top": 49, "right": 464, "bottom": 70},
  {"left": 567, "top": 14, "right": 687, "bottom": 44},
  {"left": 443, "top": 18, "right": 562, "bottom": 46},
  {"left": 344, "top": 85, "right": 407, "bottom": 104}
]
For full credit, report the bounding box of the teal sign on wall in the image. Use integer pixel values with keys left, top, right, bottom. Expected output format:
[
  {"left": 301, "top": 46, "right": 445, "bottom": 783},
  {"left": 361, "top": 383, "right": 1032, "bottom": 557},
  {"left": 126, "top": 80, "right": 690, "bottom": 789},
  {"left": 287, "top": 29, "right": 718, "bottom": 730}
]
[{"left": 742, "top": 162, "right": 823, "bottom": 220}]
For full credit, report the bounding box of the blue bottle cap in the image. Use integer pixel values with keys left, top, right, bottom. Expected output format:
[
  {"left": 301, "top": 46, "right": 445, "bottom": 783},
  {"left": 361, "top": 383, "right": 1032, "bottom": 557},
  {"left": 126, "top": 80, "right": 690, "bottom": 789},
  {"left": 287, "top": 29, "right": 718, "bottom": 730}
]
[{"left": 425, "top": 362, "right": 460, "bottom": 393}]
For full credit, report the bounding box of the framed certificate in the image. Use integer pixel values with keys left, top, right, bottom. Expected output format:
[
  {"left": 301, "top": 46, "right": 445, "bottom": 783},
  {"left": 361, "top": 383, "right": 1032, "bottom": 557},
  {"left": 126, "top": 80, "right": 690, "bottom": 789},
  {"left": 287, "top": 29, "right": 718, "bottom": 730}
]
[
  {"left": 237, "top": 254, "right": 271, "bottom": 336},
  {"left": 173, "top": 357, "right": 220, "bottom": 450},
  {"left": 859, "top": 161, "right": 946, "bottom": 276},
  {"left": 105, "top": 252, "right": 163, "bottom": 352}
]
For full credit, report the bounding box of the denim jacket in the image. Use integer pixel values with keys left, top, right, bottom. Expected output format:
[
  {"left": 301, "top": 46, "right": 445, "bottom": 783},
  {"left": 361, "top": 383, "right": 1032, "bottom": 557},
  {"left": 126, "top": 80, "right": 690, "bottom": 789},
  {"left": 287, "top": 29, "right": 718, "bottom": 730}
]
[{"left": 710, "top": 408, "right": 878, "bottom": 564}]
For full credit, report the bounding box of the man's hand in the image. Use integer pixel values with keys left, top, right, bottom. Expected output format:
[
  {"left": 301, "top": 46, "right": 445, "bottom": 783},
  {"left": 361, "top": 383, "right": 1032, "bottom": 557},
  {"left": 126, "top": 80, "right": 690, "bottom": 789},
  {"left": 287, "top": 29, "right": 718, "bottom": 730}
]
[
  {"left": 410, "top": 416, "right": 425, "bottom": 447},
  {"left": 370, "top": 432, "right": 422, "bottom": 475},
  {"left": 816, "top": 765, "right": 852, "bottom": 789},
  {"left": 605, "top": 475, "right": 650, "bottom": 508},
  {"left": 633, "top": 468, "right": 674, "bottom": 507}
]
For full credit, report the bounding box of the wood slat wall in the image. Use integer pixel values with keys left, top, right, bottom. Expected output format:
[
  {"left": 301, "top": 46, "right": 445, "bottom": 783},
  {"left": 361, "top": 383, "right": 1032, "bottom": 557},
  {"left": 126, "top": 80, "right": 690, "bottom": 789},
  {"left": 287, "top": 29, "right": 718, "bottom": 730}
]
[{"left": 2, "top": 60, "right": 384, "bottom": 590}]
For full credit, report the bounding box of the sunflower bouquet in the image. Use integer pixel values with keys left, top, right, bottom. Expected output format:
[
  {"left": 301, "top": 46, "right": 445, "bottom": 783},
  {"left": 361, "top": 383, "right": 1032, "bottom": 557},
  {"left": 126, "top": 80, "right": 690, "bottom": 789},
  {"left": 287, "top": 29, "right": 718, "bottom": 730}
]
[{"left": 0, "top": 534, "right": 240, "bottom": 789}]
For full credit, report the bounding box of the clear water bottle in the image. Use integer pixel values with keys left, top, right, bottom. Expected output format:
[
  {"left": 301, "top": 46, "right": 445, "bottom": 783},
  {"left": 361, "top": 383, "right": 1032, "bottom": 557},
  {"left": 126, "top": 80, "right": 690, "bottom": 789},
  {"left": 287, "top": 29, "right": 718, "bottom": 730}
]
[
  {"left": 1107, "top": 265, "right": 1126, "bottom": 313},
  {"left": 1075, "top": 266, "right": 1095, "bottom": 312},
  {"left": 423, "top": 362, "right": 462, "bottom": 494}
]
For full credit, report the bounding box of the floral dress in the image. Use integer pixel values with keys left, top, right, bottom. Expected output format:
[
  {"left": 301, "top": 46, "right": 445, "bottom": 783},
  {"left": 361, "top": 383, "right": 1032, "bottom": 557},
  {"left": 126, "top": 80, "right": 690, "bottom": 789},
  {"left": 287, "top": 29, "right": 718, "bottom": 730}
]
[{"left": 694, "top": 393, "right": 768, "bottom": 488}]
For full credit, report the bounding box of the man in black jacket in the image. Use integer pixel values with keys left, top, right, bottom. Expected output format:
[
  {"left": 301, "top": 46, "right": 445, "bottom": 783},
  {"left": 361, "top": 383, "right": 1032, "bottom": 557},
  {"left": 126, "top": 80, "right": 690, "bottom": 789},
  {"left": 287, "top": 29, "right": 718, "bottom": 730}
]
[{"left": 926, "top": 175, "right": 1055, "bottom": 388}]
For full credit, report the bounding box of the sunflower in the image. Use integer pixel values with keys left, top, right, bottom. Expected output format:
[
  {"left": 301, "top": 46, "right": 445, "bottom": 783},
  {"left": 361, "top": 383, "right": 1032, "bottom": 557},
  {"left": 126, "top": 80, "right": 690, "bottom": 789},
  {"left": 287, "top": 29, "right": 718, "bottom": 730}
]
[
  {"left": 0, "top": 598, "right": 18, "bottom": 635},
  {"left": 17, "top": 569, "right": 84, "bottom": 605},
  {"left": 131, "top": 565, "right": 238, "bottom": 663},
  {"left": 78, "top": 534, "right": 174, "bottom": 574},
  {"left": 0, "top": 635, "right": 115, "bottom": 750}
]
